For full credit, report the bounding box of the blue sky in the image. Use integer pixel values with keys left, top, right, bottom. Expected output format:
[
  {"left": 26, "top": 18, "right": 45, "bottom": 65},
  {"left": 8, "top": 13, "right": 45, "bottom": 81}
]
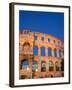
[{"left": 19, "top": 10, "right": 64, "bottom": 40}]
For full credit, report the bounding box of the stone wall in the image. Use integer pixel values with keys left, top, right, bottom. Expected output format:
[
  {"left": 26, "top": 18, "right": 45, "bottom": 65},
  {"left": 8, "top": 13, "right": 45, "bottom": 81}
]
[{"left": 19, "top": 30, "right": 64, "bottom": 79}]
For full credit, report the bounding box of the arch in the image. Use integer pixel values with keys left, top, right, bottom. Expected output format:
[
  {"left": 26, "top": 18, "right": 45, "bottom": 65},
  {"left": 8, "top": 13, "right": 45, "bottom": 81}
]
[
  {"left": 23, "top": 42, "right": 31, "bottom": 54},
  {"left": 33, "top": 46, "right": 38, "bottom": 56},
  {"left": 49, "top": 60, "right": 54, "bottom": 71},
  {"left": 55, "top": 61, "right": 58, "bottom": 66},
  {"left": 41, "top": 61, "right": 46, "bottom": 72},
  {"left": 61, "top": 59, "right": 64, "bottom": 71},
  {"left": 51, "top": 75, "right": 53, "bottom": 77},
  {"left": 49, "top": 61, "right": 53, "bottom": 66},
  {"left": 41, "top": 47, "right": 45, "bottom": 56},
  {"left": 21, "top": 59, "right": 29, "bottom": 70},
  {"left": 54, "top": 48, "right": 57, "bottom": 57},
  {"left": 41, "top": 36, "right": 44, "bottom": 41},
  {"left": 48, "top": 47, "right": 52, "bottom": 56},
  {"left": 32, "top": 60, "right": 38, "bottom": 72},
  {"left": 23, "top": 42, "right": 30, "bottom": 47},
  {"left": 34, "top": 35, "right": 37, "bottom": 40},
  {"left": 55, "top": 61, "right": 59, "bottom": 71}
]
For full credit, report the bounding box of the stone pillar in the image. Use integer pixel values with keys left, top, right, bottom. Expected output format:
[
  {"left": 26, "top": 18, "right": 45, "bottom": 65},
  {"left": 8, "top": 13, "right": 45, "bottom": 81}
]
[
  {"left": 52, "top": 48, "right": 54, "bottom": 57},
  {"left": 48, "top": 60, "right": 49, "bottom": 71},
  {"left": 38, "top": 46, "right": 41, "bottom": 55},
  {"left": 38, "top": 59, "right": 41, "bottom": 77},
  {"left": 29, "top": 58, "right": 32, "bottom": 78},
  {"left": 57, "top": 49, "right": 59, "bottom": 58},
  {"left": 46, "top": 60, "right": 48, "bottom": 73},
  {"left": 45, "top": 47, "right": 48, "bottom": 56},
  {"left": 38, "top": 45, "right": 41, "bottom": 77},
  {"left": 54, "top": 62, "right": 56, "bottom": 72}
]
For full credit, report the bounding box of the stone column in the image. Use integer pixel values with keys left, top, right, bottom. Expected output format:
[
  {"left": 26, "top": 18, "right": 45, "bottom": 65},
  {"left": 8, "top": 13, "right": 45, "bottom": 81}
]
[
  {"left": 38, "top": 59, "right": 41, "bottom": 77},
  {"left": 29, "top": 58, "right": 32, "bottom": 78},
  {"left": 57, "top": 49, "right": 59, "bottom": 58},
  {"left": 46, "top": 60, "right": 48, "bottom": 73},
  {"left": 48, "top": 60, "right": 49, "bottom": 72},
  {"left": 54, "top": 61, "right": 56, "bottom": 72},
  {"left": 38, "top": 45, "right": 41, "bottom": 55},
  {"left": 52, "top": 48, "right": 54, "bottom": 57},
  {"left": 45, "top": 47, "right": 48, "bottom": 56}
]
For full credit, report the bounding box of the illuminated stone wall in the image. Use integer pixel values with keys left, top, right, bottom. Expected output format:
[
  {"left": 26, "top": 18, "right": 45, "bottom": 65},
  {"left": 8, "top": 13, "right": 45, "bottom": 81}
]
[{"left": 19, "top": 30, "right": 64, "bottom": 79}]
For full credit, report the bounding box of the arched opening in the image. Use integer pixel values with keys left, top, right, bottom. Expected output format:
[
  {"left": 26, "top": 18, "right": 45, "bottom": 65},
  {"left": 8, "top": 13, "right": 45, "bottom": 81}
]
[
  {"left": 34, "top": 35, "right": 37, "bottom": 40},
  {"left": 32, "top": 60, "right": 38, "bottom": 78},
  {"left": 48, "top": 47, "right": 52, "bottom": 56},
  {"left": 23, "top": 42, "right": 31, "bottom": 54},
  {"left": 61, "top": 59, "right": 64, "bottom": 71},
  {"left": 32, "top": 60, "right": 38, "bottom": 72},
  {"left": 49, "top": 61, "right": 54, "bottom": 71},
  {"left": 41, "top": 36, "right": 44, "bottom": 41},
  {"left": 59, "top": 49, "right": 61, "bottom": 57},
  {"left": 54, "top": 48, "right": 57, "bottom": 57},
  {"left": 41, "top": 61, "right": 46, "bottom": 72},
  {"left": 23, "top": 42, "right": 30, "bottom": 46},
  {"left": 48, "top": 38, "right": 50, "bottom": 42},
  {"left": 55, "top": 61, "right": 59, "bottom": 71},
  {"left": 21, "top": 59, "right": 29, "bottom": 70},
  {"left": 33, "top": 46, "right": 38, "bottom": 56},
  {"left": 41, "top": 47, "right": 45, "bottom": 56},
  {"left": 51, "top": 75, "right": 53, "bottom": 77}
]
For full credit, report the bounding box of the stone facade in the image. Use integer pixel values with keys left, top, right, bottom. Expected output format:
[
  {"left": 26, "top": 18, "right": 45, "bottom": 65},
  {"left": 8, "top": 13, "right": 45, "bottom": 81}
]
[{"left": 19, "top": 30, "right": 64, "bottom": 79}]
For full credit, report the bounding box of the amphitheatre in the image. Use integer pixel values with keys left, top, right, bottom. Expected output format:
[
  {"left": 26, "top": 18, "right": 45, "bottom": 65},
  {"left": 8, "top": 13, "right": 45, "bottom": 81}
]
[{"left": 19, "top": 30, "right": 64, "bottom": 79}]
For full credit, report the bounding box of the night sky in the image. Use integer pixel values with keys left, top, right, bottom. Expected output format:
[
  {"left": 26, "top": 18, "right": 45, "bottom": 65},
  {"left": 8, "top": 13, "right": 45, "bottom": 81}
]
[{"left": 19, "top": 10, "right": 64, "bottom": 40}]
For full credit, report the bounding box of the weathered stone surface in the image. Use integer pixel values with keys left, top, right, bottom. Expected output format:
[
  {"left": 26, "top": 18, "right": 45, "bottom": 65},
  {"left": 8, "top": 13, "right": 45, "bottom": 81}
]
[{"left": 19, "top": 30, "right": 64, "bottom": 79}]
